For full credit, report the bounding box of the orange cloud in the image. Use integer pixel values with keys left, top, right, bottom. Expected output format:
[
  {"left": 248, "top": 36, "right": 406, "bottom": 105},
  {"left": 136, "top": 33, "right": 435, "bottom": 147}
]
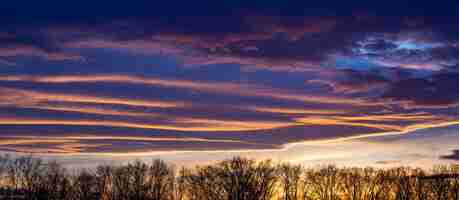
[
  {"left": 0, "top": 45, "right": 84, "bottom": 61},
  {"left": 0, "top": 75, "right": 388, "bottom": 107},
  {"left": 23, "top": 105, "right": 155, "bottom": 117},
  {"left": 247, "top": 106, "right": 347, "bottom": 115},
  {"left": 335, "top": 113, "right": 438, "bottom": 121},
  {"left": 0, "top": 87, "right": 184, "bottom": 108},
  {"left": 0, "top": 117, "right": 294, "bottom": 132},
  {"left": 295, "top": 117, "right": 401, "bottom": 131},
  {"left": 0, "top": 134, "right": 266, "bottom": 154},
  {"left": 294, "top": 112, "right": 447, "bottom": 132}
]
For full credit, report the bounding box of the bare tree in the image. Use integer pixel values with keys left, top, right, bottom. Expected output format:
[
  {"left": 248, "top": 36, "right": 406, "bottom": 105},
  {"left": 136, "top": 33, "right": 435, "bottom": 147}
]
[
  {"left": 148, "top": 159, "right": 175, "bottom": 200},
  {"left": 217, "top": 157, "right": 278, "bottom": 200},
  {"left": 428, "top": 165, "right": 451, "bottom": 200},
  {"left": 7, "top": 156, "right": 45, "bottom": 199},
  {"left": 1, "top": 155, "right": 459, "bottom": 200},
  {"left": 129, "top": 160, "right": 149, "bottom": 200},
  {"left": 175, "top": 167, "right": 187, "bottom": 200},
  {"left": 0, "top": 154, "right": 10, "bottom": 198},
  {"left": 182, "top": 157, "right": 277, "bottom": 200},
  {"left": 249, "top": 159, "right": 277, "bottom": 200},
  {"left": 72, "top": 170, "right": 99, "bottom": 200},
  {"left": 449, "top": 164, "right": 459, "bottom": 200},
  {"left": 340, "top": 167, "right": 364, "bottom": 200},
  {"left": 278, "top": 163, "right": 303, "bottom": 200},
  {"left": 182, "top": 166, "right": 224, "bottom": 200},
  {"left": 95, "top": 165, "right": 114, "bottom": 200},
  {"left": 411, "top": 168, "right": 429, "bottom": 200},
  {"left": 112, "top": 165, "right": 132, "bottom": 200},
  {"left": 305, "top": 165, "right": 341, "bottom": 200},
  {"left": 42, "top": 161, "right": 68, "bottom": 200},
  {"left": 363, "top": 168, "right": 392, "bottom": 200},
  {"left": 389, "top": 167, "right": 414, "bottom": 200}
]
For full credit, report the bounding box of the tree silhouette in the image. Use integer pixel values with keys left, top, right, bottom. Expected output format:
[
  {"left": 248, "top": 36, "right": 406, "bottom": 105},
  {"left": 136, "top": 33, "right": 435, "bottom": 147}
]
[{"left": 0, "top": 154, "right": 458, "bottom": 200}]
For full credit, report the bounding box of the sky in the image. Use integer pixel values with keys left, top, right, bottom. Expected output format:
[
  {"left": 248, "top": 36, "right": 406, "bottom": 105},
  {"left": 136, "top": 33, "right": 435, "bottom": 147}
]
[{"left": 1, "top": 1, "right": 459, "bottom": 167}]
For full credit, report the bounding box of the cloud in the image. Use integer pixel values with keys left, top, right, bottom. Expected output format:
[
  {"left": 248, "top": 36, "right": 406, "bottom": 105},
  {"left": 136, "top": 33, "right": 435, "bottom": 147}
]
[
  {"left": 0, "top": 32, "right": 84, "bottom": 61},
  {"left": 0, "top": 58, "right": 16, "bottom": 66},
  {"left": 293, "top": 112, "right": 443, "bottom": 132},
  {"left": 0, "top": 135, "right": 265, "bottom": 153},
  {"left": 382, "top": 72, "right": 459, "bottom": 106},
  {"left": 309, "top": 69, "right": 390, "bottom": 93},
  {"left": 0, "top": 117, "right": 294, "bottom": 132},
  {"left": 0, "top": 74, "right": 386, "bottom": 106},
  {"left": 1, "top": 3, "right": 459, "bottom": 154},
  {"left": 1, "top": 13, "right": 458, "bottom": 72},
  {"left": 361, "top": 39, "right": 398, "bottom": 52},
  {"left": 440, "top": 149, "right": 459, "bottom": 161},
  {"left": 0, "top": 87, "right": 183, "bottom": 108},
  {"left": 0, "top": 76, "right": 455, "bottom": 154},
  {"left": 375, "top": 160, "right": 401, "bottom": 165}
]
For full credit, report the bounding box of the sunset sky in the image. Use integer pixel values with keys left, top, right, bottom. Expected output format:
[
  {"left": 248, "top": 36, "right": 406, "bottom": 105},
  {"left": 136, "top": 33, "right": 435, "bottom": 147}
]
[{"left": 1, "top": 1, "right": 459, "bottom": 167}]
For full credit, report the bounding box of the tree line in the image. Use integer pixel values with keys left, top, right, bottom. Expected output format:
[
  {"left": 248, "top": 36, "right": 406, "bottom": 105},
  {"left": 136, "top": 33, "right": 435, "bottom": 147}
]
[{"left": 0, "top": 154, "right": 458, "bottom": 200}]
